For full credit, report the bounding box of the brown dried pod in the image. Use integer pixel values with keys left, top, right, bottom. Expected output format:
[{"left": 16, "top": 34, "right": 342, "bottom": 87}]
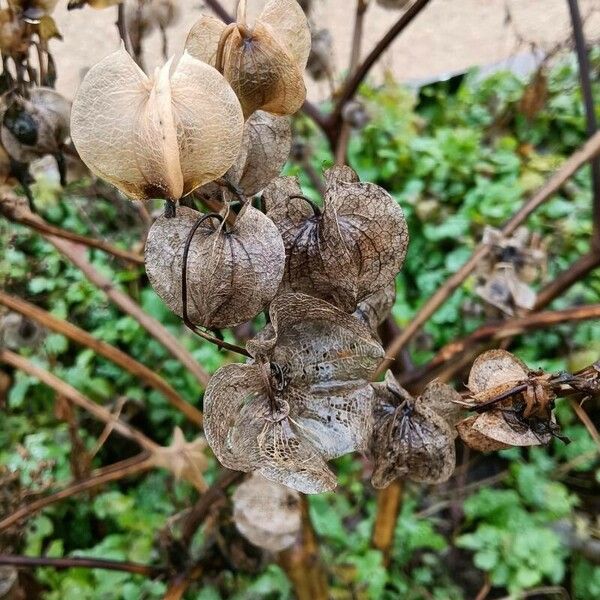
[
  {"left": 1, "top": 88, "right": 70, "bottom": 180},
  {"left": 185, "top": 0, "right": 311, "bottom": 118},
  {"left": 0, "top": 312, "right": 45, "bottom": 350},
  {"left": 125, "top": 0, "right": 180, "bottom": 60},
  {"left": 458, "top": 349, "right": 556, "bottom": 449},
  {"left": 199, "top": 110, "right": 292, "bottom": 198},
  {"left": 145, "top": 204, "right": 285, "bottom": 329},
  {"left": 353, "top": 280, "right": 396, "bottom": 332},
  {"left": 306, "top": 27, "right": 333, "bottom": 82},
  {"left": 232, "top": 473, "right": 301, "bottom": 552},
  {"left": 203, "top": 293, "right": 384, "bottom": 493},
  {"left": 151, "top": 427, "right": 209, "bottom": 492},
  {"left": 71, "top": 48, "right": 243, "bottom": 202},
  {"left": 265, "top": 165, "right": 408, "bottom": 313},
  {"left": 370, "top": 371, "right": 456, "bottom": 489},
  {"left": 0, "top": 10, "right": 28, "bottom": 57}
]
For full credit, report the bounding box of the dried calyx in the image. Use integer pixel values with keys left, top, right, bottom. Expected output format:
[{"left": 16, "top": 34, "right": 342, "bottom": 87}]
[
  {"left": 70, "top": 48, "right": 243, "bottom": 204},
  {"left": 203, "top": 293, "right": 384, "bottom": 494},
  {"left": 185, "top": 0, "right": 311, "bottom": 119},
  {"left": 265, "top": 165, "right": 408, "bottom": 313},
  {"left": 145, "top": 204, "right": 285, "bottom": 329},
  {"left": 457, "top": 349, "right": 564, "bottom": 451},
  {"left": 370, "top": 371, "right": 461, "bottom": 489},
  {"left": 232, "top": 473, "right": 301, "bottom": 552}
]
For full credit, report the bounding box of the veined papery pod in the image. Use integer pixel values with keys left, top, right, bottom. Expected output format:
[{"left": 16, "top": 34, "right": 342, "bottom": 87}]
[
  {"left": 370, "top": 372, "right": 456, "bottom": 489},
  {"left": 265, "top": 166, "right": 409, "bottom": 313},
  {"left": 457, "top": 350, "right": 554, "bottom": 451},
  {"left": 1, "top": 88, "right": 70, "bottom": 180},
  {"left": 71, "top": 48, "right": 243, "bottom": 203},
  {"left": 185, "top": 0, "right": 310, "bottom": 119},
  {"left": 144, "top": 204, "right": 285, "bottom": 329},
  {"left": 199, "top": 110, "right": 291, "bottom": 199},
  {"left": 204, "top": 293, "right": 383, "bottom": 494},
  {"left": 353, "top": 280, "right": 396, "bottom": 332},
  {"left": 233, "top": 473, "right": 301, "bottom": 552}
]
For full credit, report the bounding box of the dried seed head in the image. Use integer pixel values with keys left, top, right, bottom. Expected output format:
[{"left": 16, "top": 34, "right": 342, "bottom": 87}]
[
  {"left": 370, "top": 371, "right": 456, "bottom": 488},
  {"left": 232, "top": 473, "right": 301, "bottom": 552},
  {"left": 265, "top": 166, "right": 408, "bottom": 313},
  {"left": 1, "top": 88, "right": 70, "bottom": 165},
  {"left": 125, "top": 0, "right": 180, "bottom": 53},
  {"left": 71, "top": 48, "right": 244, "bottom": 202},
  {"left": 145, "top": 204, "right": 285, "bottom": 329},
  {"left": 186, "top": 0, "right": 310, "bottom": 118},
  {"left": 342, "top": 100, "right": 370, "bottom": 130},
  {"left": 204, "top": 293, "right": 384, "bottom": 493}
]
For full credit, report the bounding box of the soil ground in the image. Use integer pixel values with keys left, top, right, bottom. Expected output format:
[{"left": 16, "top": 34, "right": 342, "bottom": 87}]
[{"left": 51, "top": 0, "right": 600, "bottom": 101}]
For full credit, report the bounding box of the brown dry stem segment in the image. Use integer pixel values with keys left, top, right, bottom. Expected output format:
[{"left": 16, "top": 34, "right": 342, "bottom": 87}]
[
  {"left": 278, "top": 496, "right": 329, "bottom": 600},
  {"left": 0, "top": 290, "right": 203, "bottom": 426},
  {"left": 378, "top": 130, "right": 600, "bottom": 377},
  {"left": 371, "top": 479, "right": 403, "bottom": 566},
  {"left": 0, "top": 452, "right": 154, "bottom": 532},
  {"left": 0, "top": 349, "right": 159, "bottom": 452}
]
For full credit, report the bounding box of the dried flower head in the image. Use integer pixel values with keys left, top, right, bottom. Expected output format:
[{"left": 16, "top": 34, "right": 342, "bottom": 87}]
[
  {"left": 186, "top": 0, "right": 311, "bottom": 119},
  {"left": 151, "top": 427, "right": 209, "bottom": 492},
  {"left": 145, "top": 204, "right": 285, "bottom": 329},
  {"left": 476, "top": 226, "right": 547, "bottom": 315},
  {"left": 457, "top": 349, "right": 560, "bottom": 451},
  {"left": 199, "top": 110, "right": 292, "bottom": 198},
  {"left": 204, "top": 293, "right": 384, "bottom": 493},
  {"left": 71, "top": 48, "right": 244, "bottom": 202},
  {"left": 232, "top": 473, "right": 301, "bottom": 552},
  {"left": 306, "top": 27, "right": 333, "bottom": 82},
  {"left": 125, "top": 0, "right": 180, "bottom": 59},
  {"left": 265, "top": 166, "right": 408, "bottom": 313},
  {"left": 370, "top": 372, "right": 458, "bottom": 488},
  {"left": 1, "top": 88, "right": 70, "bottom": 182}
]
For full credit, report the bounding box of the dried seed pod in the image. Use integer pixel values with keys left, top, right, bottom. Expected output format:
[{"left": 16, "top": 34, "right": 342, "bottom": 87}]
[
  {"left": 204, "top": 293, "right": 384, "bottom": 493},
  {"left": 458, "top": 349, "right": 557, "bottom": 450},
  {"left": 0, "top": 10, "right": 28, "bottom": 57},
  {"left": 376, "top": 0, "right": 411, "bottom": 9},
  {"left": 199, "top": 110, "right": 292, "bottom": 198},
  {"left": 265, "top": 166, "right": 408, "bottom": 313},
  {"left": 71, "top": 48, "right": 243, "bottom": 202},
  {"left": 419, "top": 378, "right": 465, "bottom": 431},
  {"left": 145, "top": 204, "right": 285, "bottom": 329},
  {"left": 186, "top": 0, "right": 311, "bottom": 118},
  {"left": 353, "top": 280, "right": 396, "bottom": 332},
  {"left": 0, "top": 312, "right": 45, "bottom": 349},
  {"left": 306, "top": 27, "right": 333, "bottom": 81},
  {"left": 233, "top": 473, "right": 301, "bottom": 552},
  {"left": 370, "top": 371, "right": 456, "bottom": 488},
  {"left": 8, "top": 0, "right": 59, "bottom": 21},
  {"left": 151, "top": 427, "right": 209, "bottom": 492},
  {"left": 125, "top": 0, "right": 180, "bottom": 57},
  {"left": 1, "top": 88, "right": 70, "bottom": 175},
  {"left": 342, "top": 100, "right": 370, "bottom": 130}
]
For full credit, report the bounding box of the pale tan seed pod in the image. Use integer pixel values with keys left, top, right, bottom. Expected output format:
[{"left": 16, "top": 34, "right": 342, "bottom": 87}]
[
  {"left": 186, "top": 0, "right": 310, "bottom": 119},
  {"left": 233, "top": 473, "right": 301, "bottom": 552},
  {"left": 70, "top": 48, "right": 244, "bottom": 202}
]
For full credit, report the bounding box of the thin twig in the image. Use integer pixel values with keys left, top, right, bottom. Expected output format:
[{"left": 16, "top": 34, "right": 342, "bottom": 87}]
[
  {"left": 378, "top": 130, "right": 600, "bottom": 376},
  {"left": 0, "top": 349, "right": 159, "bottom": 453},
  {"left": 0, "top": 453, "right": 154, "bottom": 532},
  {"left": 0, "top": 291, "right": 203, "bottom": 426},
  {"left": 569, "top": 397, "right": 600, "bottom": 449}
]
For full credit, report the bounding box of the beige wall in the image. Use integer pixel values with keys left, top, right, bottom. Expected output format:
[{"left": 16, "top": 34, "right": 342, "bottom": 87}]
[{"left": 51, "top": 0, "right": 600, "bottom": 101}]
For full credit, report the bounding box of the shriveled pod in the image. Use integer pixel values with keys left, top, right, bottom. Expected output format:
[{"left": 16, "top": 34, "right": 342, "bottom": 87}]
[
  {"left": 199, "top": 110, "right": 292, "bottom": 199},
  {"left": 71, "top": 48, "right": 243, "bottom": 203},
  {"left": 457, "top": 349, "right": 556, "bottom": 450},
  {"left": 145, "top": 204, "right": 285, "bottom": 329},
  {"left": 1, "top": 88, "right": 70, "bottom": 182},
  {"left": 233, "top": 473, "right": 301, "bottom": 552},
  {"left": 186, "top": 0, "right": 311, "bottom": 118},
  {"left": 265, "top": 166, "right": 409, "bottom": 313},
  {"left": 353, "top": 280, "right": 396, "bottom": 332},
  {"left": 204, "top": 293, "right": 384, "bottom": 493},
  {"left": 370, "top": 371, "right": 456, "bottom": 489}
]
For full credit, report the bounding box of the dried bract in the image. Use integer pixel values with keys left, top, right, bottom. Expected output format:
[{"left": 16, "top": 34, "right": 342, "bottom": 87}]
[
  {"left": 458, "top": 349, "right": 558, "bottom": 450},
  {"left": 204, "top": 293, "right": 384, "bottom": 493},
  {"left": 145, "top": 204, "right": 285, "bottom": 329},
  {"left": 370, "top": 372, "right": 457, "bottom": 488},
  {"left": 353, "top": 280, "right": 396, "bottom": 332},
  {"left": 232, "top": 473, "right": 301, "bottom": 552},
  {"left": 71, "top": 48, "right": 243, "bottom": 202},
  {"left": 265, "top": 165, "right": 408, "bottom": 312},
  {"left": 186, "top": 0, "right": 311, "bottom": 118}
]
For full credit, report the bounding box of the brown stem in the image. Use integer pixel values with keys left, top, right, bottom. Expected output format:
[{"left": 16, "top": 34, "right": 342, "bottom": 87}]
[
  {"left": 0, "top": 554, "right": 161, "bottom": 577},
  {"left": 569, "top": 398, "right": 600, "bottom": 449},
  {"left": 0, "top": 349, "right": 159, "bottom": 453},
  {"left": 0, "top": 291, "right": 203, "bottom": 426},
  {"left": 278, "top": 496, "right": 328, "bottom": 600},
  {"left": 204, "top": 0, "right": 234, "bottom": 24},
  {"left": 0, "top": 453, "right": 154, "bottom": 532},
  {"left": 378, "top": 130, "right": 600, "bottom": 377},
  {"left": 371, "top": 480, "right": 403, "bottom": 566}
]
